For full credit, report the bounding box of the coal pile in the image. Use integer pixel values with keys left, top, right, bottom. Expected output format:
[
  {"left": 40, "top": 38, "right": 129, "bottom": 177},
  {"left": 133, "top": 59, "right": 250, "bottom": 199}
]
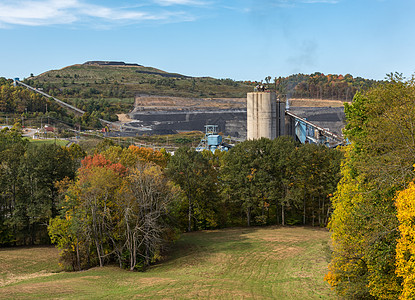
[
  {"left": 125, "top": 106, "right": 345, "bottom": 140},
  {"left": 127, "top": 110, "right": 247, "bottom": 138}
]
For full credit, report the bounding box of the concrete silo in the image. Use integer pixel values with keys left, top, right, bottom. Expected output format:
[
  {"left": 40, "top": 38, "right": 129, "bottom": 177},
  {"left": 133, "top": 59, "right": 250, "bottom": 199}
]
[{"left": 247, "top": 92, "right": 285, "bottom": 140}]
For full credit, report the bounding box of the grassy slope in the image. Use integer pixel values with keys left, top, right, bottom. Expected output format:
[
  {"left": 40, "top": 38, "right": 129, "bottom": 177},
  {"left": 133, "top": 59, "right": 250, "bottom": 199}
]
[
  {"left": 34, "top": 64, "right": 253, "bottom": 99},
  {"left": 0, "top": 226, "right": 334, "bottom": 299}
]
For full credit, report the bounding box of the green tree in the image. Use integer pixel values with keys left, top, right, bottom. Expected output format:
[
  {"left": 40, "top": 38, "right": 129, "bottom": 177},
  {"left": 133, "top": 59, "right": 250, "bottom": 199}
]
[
  {"left": 0, "top": 125, "right": 78, "bottom": 246},
  {"left": 166, "top": 147, "right": 218, "bottom": 231},
  {"left": 0, "top": 126, "right": 27, "bottom": 244},
  {"left": 221, "top": 138, "right": 273, "bottom": 226},
  {"left": 221, "top": 137, "right": 300, "bottom": 226},
  {"left": 325, "top": 146, "right": 373, "bottom": 298},
  {"left": 294, "top": 144, "right": 342, "bottom": 226},
  {"left": 326, "top": 74, "right": 415, "bottom": 299}
]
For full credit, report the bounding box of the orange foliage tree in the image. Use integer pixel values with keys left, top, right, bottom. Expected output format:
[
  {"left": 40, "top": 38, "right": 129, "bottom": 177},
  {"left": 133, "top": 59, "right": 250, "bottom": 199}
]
[
  {"left": 49, "top": 149, "right": 176, "bottom": 271},
  {"left": 99, "top": 145, "right": 168, "bottom": 168}
]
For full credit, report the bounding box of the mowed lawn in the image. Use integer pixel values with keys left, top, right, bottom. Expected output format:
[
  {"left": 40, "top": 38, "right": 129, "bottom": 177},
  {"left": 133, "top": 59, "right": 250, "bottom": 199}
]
[
  {"left": 0, "top": 226, "right": 335, "bottom": 299},
  {"left": 29, "top": 138, "right": 69, "bottom": 147}
]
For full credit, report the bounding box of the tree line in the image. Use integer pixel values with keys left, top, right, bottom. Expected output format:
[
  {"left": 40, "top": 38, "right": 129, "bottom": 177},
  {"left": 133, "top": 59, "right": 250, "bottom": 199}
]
[
  {"left": 0, "top": 127, "right": 342, "bottom": 271},
  {"left": 0, "top": 78, "right": 66, "bottom": 116},
  {"left": 50, "top": 139, "right": 342, "bottom": 271},
  {"left": 325, "top": 73, "right": 415, "bottom": 299},
  {"left": 0, "top": 77, "right": 116, "bottom": 128},
  {"left": 0, "top": 126, "right": 84, "bottom": 245},
  {"left": 269, "top": 72, "right": 378, "bottom": 101}
]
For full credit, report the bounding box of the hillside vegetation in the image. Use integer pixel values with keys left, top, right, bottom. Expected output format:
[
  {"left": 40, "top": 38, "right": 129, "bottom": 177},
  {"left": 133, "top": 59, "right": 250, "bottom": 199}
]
[
  {"left": 24, "top": 63, "right": 378, "bottom": 112},
  {"left": 0, "top": 226, "right": 334, "bottom": 299},
  {"left": 28, "top": 63, "right": 253, "bottom": 100}
]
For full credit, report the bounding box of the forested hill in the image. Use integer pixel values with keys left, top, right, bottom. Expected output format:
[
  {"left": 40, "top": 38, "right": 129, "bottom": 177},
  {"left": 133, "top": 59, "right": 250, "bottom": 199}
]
[
  {"left": 24, "top": 62, "right": 379, "bottom": 101},
  {"left": 26, "top": 63, "right": 253, "bottom": 99},
  {"left": 273, "top": 73, "right": 379, "bottom": 101}
]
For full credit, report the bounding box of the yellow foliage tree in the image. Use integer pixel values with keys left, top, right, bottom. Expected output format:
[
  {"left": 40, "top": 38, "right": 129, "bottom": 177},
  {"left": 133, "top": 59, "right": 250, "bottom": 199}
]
[
  {"left": 325, "top": 146, "right": 370, "bottom": 298},
  {"left": 101, "top": 145, "right": 168, "bottom": 168},
  {"left": 395, "top": 181, "right": 415, "bottom": 300}
]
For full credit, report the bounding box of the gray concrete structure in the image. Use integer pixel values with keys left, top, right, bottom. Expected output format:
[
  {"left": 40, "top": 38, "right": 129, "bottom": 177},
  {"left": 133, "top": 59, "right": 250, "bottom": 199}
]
[
  {"left": 247, "top": 92, "right": 286, "bottom": 140},
  {"left": 276, "top": 98, "right": 286, "bottom": 137}
]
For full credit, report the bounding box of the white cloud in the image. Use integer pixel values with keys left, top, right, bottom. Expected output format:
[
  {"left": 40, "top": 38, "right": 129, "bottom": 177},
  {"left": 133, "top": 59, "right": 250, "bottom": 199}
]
[
  {"left": 227, "top": 0, "right": 339, "bottom": 14},
  {"left": 0, "top": 0, "right": 79, "bottom": 26},
  {"left": 300, "top": 0, "right": 339, "bottom": 3},
  {"left": 153, "top": 0, "right": 207, "bottom": 6},
  {"left": 0, "top": 0, "right": 195, "bottom": 27},
  {"left": 270, "top": 0, "right": 339, "bottom": 5}
]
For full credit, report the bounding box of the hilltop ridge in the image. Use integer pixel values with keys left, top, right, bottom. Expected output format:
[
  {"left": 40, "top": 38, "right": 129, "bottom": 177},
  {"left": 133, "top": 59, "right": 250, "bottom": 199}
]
[{"left": 83, "top": 61, "right": 142, "bottom": 67}]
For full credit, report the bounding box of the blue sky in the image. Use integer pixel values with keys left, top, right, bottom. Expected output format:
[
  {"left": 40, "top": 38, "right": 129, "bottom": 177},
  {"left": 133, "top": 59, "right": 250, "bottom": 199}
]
[{"left": 0, "top": 0, "right": 414, "bottom": 81}]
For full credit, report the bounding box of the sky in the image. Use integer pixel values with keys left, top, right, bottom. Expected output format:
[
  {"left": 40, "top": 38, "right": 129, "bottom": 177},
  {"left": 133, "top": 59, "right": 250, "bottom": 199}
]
[{"left": 0, "top": 0, "right": 414, "bottom": 81}]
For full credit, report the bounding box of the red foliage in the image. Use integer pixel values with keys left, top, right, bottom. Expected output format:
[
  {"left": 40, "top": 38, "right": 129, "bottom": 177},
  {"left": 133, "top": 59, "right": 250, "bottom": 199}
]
[{"left": 80, "top": 154, "right": 127, "bottom": 177}]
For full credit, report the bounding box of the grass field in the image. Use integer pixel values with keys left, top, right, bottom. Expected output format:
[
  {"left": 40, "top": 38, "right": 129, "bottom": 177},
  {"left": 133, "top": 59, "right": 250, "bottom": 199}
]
[
  {"left": 0, "top": 226, "right": 334, "bottom": 299},
  {"left": 29, "top": 139, "right": 69, "bottom": 147}
]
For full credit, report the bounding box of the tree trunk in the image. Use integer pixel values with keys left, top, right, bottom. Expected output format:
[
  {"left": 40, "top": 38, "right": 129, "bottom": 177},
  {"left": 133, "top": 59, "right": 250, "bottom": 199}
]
[
  {"left": 281, "top": 203, "right": 285, "bottom": 226},
  {"left": 96, "top": 241, "right": 103, "bottom": 267},
  {"left": 246, "top": 207, "right": 251, "bottom": 227},
  {"left": 276, "top": 203, "right": 280, "bottom": 225},
  {"left": 303, "top": 198, "right": 306, "bottom": 225},
  {"left": 318, "top": 197, "right": 321, "bottom": 226},
  {"left": 188, "top": 196, "right": 192, "bottom": 232},
  {"left": 76, "top": 237, "right": 81, "bottom": 271},
  {"left": 326, "top": 206, "right": 331, "bottom": 226}
]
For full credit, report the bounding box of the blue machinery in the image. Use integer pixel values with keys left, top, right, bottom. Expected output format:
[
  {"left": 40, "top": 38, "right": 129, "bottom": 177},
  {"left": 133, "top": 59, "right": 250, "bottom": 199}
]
[
  {"left": 285, "top": 111, "right": 344, "bottom": 147},
  {"left": 196, "top": 125, "right": 231, "bottom": 152}
]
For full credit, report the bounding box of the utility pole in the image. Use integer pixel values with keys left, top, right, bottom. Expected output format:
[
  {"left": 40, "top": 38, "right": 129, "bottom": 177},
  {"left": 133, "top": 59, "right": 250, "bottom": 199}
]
[{"left": 46, "top": 103, "right": 49, "bottom": 127}]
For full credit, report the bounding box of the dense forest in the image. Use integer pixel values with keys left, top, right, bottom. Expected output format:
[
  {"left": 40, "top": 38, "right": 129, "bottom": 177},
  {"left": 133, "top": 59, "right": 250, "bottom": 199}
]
[
  {"left": 0, "top": 126, "right": 342, "bottom": 271},
  {"left": 0, "top": 126, "right": 84, "bottom": 245},
  {"left": 325, "top": 73, "right": 415, "bottom": 299}
]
